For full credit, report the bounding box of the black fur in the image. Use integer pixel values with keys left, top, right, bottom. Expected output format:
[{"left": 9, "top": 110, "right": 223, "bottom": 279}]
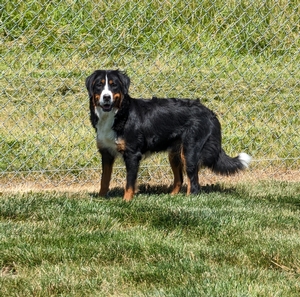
[{"left": 86, "top": 70, "right": 250, "bottom": 200}]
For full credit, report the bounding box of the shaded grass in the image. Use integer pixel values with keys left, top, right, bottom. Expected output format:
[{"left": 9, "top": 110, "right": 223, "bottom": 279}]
[{"left": 1, "top": 181, "right": 300, "bottom": 296}]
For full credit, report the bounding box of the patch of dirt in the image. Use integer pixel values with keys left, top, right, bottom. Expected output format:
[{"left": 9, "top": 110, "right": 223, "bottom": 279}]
[
  {"left": 1, "top": 168, "right": 299, "bottom": 194},
  {"left": 1, "top": 264, "right": 17, "bottom": 278}
]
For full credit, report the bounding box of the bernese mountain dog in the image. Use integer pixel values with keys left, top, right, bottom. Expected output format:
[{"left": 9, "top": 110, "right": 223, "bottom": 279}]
[{"left": 86, "top": 70, "right": 251, "bottom": 201}]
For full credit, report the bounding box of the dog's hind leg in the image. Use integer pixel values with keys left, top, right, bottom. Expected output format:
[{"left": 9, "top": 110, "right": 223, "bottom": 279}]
[
  {"left": 181, "top": 144, "right": 201, "bottom": 195},
  {"left": 99, "top": 149, "right": 115, "bottom": 197},
  {"left": 185, "top": 166, "right": 200, "bottom": 195},
  {"left": 168, "top": 151, "right": 183, "bottom": 194}
]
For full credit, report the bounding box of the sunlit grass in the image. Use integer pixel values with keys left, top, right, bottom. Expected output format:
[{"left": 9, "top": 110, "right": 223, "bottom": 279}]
[{"left": 1, "top": 181, "right": 300, "bottom": 296}]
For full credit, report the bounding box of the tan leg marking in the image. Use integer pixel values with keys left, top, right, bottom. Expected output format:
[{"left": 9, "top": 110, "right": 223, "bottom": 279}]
[
  {"left": 115, "top": 137, "right": 126, "bottom": 153},
  {"left": 99, "top": 162, "right": 113, "bottom": 196},
  {"left": 168, "top": 152, "right": 183, "bottom": 195},
  {"left": 123, "top": 186, "right": 135, "bottom": 202},
  {"left": 179, "top": 146, "right": 191, "bottom": 195},
  {"left": 186, "top": 178, "right": 191, "bottom": 195}
]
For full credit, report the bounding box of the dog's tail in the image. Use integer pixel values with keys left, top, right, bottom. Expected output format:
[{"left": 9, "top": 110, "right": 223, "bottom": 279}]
[{"left": 210, "top": 150, "right": 252, "bottom": 175}]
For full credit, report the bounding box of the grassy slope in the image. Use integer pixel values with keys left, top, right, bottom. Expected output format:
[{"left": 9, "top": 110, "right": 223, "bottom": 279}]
[
  {"left": 1, "top": 0, "right": 299, "bottom": 178},
  {"left": 1, "top": 182, "right": 300, "bottom": 296}
]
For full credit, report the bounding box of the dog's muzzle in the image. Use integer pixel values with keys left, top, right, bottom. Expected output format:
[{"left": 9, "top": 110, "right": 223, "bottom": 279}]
[{"left": 101, "top": 94, "right": 113, "bottom": 112}]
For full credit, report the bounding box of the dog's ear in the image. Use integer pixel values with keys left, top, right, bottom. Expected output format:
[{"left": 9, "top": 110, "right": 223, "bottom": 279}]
[
  {"left": 85, "top": 71, "right": 99, "bottom": 129},
  {"left": 85, "top": 72, "right": 96, "bottom": 98},
  {"left": 117, "top": 71, "right": 131, "bottom": 95}
]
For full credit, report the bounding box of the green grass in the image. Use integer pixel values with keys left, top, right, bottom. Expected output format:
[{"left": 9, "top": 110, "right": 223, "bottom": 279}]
[
  {"left": 1, "top": 0, "right": 299, "bottom": 180},
  {"left": 1, "top": 3, "right": 299, "bottom": 295},
  {"left": 1, "top": 181, "right": 300, "bottom": 296},
  {"left": 2, "top": 0, "right": 299, "bottom": 56}
]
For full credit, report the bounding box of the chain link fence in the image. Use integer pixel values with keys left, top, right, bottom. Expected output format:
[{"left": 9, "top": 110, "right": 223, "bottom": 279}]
[{"left": 1, "top": 0, "right": 299, "bottom": 192}]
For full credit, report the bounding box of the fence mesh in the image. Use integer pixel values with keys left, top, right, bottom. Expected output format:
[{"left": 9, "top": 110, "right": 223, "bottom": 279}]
[{"left": 1, "top": 0, "right": 299, "bottom": 192}]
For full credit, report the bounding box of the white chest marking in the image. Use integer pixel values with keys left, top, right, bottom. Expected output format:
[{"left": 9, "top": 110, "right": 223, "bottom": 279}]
[{"left": 95, "top": 107, "right": 119, "bottom": 155}]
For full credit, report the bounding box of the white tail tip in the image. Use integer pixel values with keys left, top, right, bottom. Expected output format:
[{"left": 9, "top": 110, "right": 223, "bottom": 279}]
[{"left": 238, "top": 153, "right": 252, "bottom": 168}]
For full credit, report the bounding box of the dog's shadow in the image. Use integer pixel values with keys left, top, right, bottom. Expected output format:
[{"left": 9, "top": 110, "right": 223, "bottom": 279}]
[{"left": 90, "top": 183, "right": 237, "bottom": 199}]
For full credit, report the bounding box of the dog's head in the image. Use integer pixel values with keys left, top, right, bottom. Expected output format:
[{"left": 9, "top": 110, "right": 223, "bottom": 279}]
[{"left": 86, "top": 70, "right": 130, "bottom": 112}]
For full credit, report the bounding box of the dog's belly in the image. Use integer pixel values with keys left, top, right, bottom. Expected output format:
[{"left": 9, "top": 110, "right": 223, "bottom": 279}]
[{"left": 144, "top": 135, "right": 181, "bottom": 154}]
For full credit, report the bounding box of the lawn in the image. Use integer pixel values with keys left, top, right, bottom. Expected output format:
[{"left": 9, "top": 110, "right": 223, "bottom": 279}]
[
  {"left": 1, "top": 181, "right": 300, "bottom": 296},
  {"left": 0, "top": 2, "right": 299, "bottom": 295}
]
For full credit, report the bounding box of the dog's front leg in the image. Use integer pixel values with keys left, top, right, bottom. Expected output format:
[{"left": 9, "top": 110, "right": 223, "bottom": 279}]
[
  {"left": 99, "top": 149, "right": 115, "bottom": 197},
  {"left": 123, "top": 152, "right": 142, "bottom": 201}
]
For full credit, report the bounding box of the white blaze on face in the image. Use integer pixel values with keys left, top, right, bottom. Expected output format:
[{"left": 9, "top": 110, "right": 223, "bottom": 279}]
[{"left": 100, "top": 75, "right": 113, "bottom": 106}]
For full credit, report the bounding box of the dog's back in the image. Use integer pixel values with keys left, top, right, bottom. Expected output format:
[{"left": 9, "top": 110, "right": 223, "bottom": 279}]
[{"left": 116, "top": 97, "right": 217, "bottom": 152}]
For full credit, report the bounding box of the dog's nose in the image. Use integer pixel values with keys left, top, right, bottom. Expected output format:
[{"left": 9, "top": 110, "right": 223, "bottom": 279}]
[{"left": 103, "top": 94, "right": 111, "bottom": 102}]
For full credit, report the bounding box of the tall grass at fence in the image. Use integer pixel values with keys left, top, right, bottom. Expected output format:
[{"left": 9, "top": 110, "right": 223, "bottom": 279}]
[
  {"left": 1, "top": 0, "right": 299, "bottom": 177},
  {"left": 2, "top": 0, "right": 299, "bottom": 56}
]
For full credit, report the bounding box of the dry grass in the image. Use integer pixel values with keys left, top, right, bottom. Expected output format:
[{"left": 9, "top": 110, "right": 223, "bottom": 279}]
[{"left": 1, "top": 168, "right": 299, "bottom": 195}]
